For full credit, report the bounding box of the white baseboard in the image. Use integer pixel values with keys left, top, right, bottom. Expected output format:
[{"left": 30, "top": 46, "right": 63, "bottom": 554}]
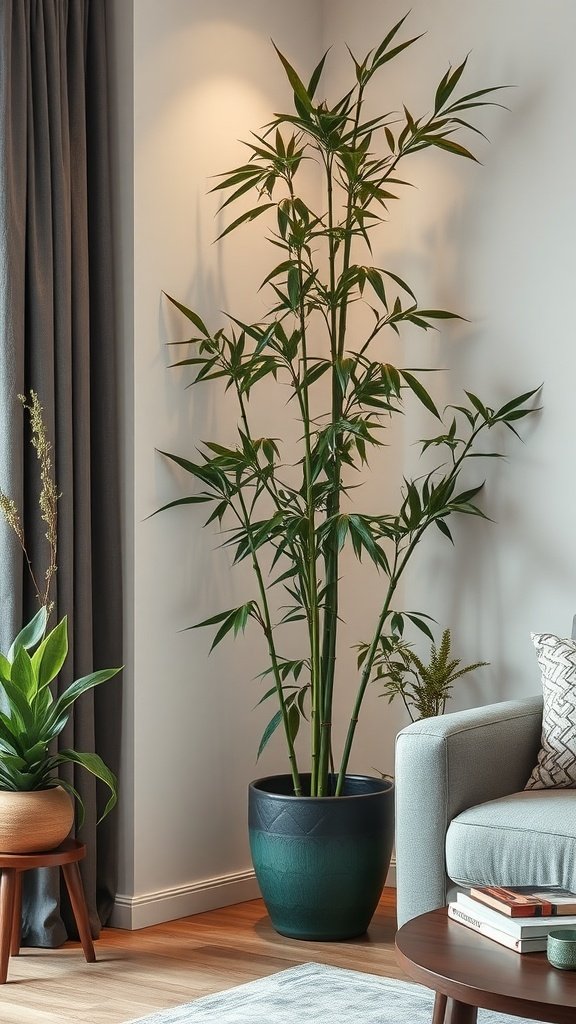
[
  {"left": 110, "top": 869, "right": 261, "bottom": 930},
  {"left": 111, "top": 857, "right": 397, "bottom": 931}
]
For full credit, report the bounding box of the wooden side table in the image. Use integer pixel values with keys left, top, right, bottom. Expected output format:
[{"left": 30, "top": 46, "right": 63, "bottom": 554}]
[
  {"left": 396, "top": 907, "right": 576, "bottom": 1024},
  {"left": 0, "top": 837, "right": 95, "bottom": 983}
]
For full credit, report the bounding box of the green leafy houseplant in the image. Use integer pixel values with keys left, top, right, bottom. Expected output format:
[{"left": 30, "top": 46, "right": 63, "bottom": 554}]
[
  {"left": 376, "top": 627, "right": 488, "bottom": 722},
  {"left": 158, "top": 18, "right": 539, "bottom": 799},
  {"left": 0, "top": 392, "right": 120, "bottom": 827},
  {"left": 0, "top": 606, "right": 119, "bottom": 825}
]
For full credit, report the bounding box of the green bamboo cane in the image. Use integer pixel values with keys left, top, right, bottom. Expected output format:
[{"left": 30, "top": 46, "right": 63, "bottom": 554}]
[
  {"left": 318, "top": 84, "right": 369, "bottom": 794},
  {"left": 283, "top": 174, "right": 323, "bottom": 796},
  {"left": 234, "top": 486, "right": 302, "bottom": 796}
]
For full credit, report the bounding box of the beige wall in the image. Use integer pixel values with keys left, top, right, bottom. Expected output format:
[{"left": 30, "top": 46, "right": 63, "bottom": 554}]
[
  {"left": 111, "top": 0, "right": 576, "bottom": 924},
  {"left": 112, "top": 0, "right": 325, "bottom": 927}
]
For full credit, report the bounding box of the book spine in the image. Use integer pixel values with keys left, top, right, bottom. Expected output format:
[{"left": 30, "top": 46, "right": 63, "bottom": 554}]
[
  {"left": 447, "top": 904, "right": 545, "bottom": 952},
  {"left": 456, "top": 894, "right": 525, "bottom": 936},
  {"left": 468, "top": 890, "right": 534, "bottom": 917}
]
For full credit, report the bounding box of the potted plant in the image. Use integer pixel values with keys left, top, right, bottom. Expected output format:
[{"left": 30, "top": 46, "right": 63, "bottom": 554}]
[
  {"left": 375, "top": 627, "right": 488, "bottom": 722},
  {"left": 157, "top": 18, "right": 539, "bottom": 939},
  {"left": 0, "top": 392, "right": 120, "bottom": 853}
]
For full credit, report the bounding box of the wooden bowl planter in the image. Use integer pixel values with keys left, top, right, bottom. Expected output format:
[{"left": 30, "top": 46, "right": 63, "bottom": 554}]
[{"left": 0, "top": 787, "right": 74, "bottom": 854}]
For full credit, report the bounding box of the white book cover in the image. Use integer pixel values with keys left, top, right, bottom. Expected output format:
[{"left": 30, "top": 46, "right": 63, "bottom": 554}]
[
  {"left": 456, "top": 892, "right": 576, "bottom": 937},
  {"left": 447, "top": 904, "right": 547, "bottom": 952}
]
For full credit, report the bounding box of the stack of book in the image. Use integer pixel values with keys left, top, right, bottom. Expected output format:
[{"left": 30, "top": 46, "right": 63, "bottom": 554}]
[{"left": 448, "top": 885, "right": 576, "bottom": 953}]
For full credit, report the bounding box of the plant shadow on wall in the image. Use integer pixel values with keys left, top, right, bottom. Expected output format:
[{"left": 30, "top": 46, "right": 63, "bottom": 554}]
[
  {"left": 155, "top": 15, "right": 541, "bottom": 940},
  {"left": 0, "top": 393, "right": 120, "bottom": 853}
]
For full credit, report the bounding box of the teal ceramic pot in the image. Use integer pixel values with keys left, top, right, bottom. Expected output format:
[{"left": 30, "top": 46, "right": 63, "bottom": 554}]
[{"left": 248, "top": 773, "right": 394, "bottom": 941}]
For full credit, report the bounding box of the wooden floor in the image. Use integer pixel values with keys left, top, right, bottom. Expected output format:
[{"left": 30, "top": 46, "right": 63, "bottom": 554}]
[{"left": 0, "top": 889, "right": 406, "bottom": 1024}]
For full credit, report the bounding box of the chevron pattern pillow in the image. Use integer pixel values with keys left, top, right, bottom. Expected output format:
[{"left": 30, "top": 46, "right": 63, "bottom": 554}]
[{"left": 525, "top": 632, "right": 576, "bottom": 789}]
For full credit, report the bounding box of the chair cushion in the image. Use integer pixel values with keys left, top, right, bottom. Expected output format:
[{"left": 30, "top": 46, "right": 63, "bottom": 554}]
[
  {"left": 446, "top": 789, "right": 576, "bottom": 889},
  {"left": 525, "top": 633, "right": 576, "bottom": 789}
]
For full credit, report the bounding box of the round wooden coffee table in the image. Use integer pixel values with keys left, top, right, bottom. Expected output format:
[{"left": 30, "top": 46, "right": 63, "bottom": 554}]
[{"left": 396, "top": 907, "right": 576, "bottom": 1023}]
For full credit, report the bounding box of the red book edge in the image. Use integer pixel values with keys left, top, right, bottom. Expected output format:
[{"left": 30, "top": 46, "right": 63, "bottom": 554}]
[{"left": 469, "top": 887, "right": 553, "bottom": 917}]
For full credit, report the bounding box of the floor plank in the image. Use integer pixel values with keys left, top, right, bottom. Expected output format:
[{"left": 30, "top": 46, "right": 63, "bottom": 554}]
[{"left": 0, "top": 889, "right": 405, "bottom": 1023}]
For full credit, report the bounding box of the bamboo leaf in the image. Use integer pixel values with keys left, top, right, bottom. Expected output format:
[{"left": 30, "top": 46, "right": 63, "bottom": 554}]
[
  {"left": 216, "top": 175, "right": 265, "bottom": 213},
  {"left": 300, "top": 360, "right": 330, "bottom": 389},
  {"left": 495, "top": 385, "right": 542, "bottom": 418},
  {"left": 287, "top": 267, "right": 300, "bottom": 309},
  {"left": 209, "top": 165, "right": 265, "bottom": 192},
  {"left": 406, "top": 481, "right": 422, "bottom": 524},
  {"left": 163, "top": 294, "right": 210, "bottom": 338},
  {"left": 195, "top": 608, "right": 238, "bottom": 629},
  {"left": 255, "top": 684, "right": 285, "bottom": 707},
  {"left": 427, "top": 137, "right": 479, "bottom": 162},
  {"left": 446, "top": 85, "right": 511, "bottom": 109},
  {"left": 260, "top": 260, "right": 297, "bottom": 290},
  {"left": 400, "top": 371, "right": 441, "bottom": 420},
  {"left": 501, "top": 407, "right": 540, "bottom": 422},
  {"left": 373, "top": 13, "right": 412, "bottom": 59},
  {"left": 383, "top": 270, "right": 417, "bottom": 301},
  {"left": 148, "top": 495, "right": 213, "bottom": 519},
  {"left": 372, "top": 35, "right": 425, "bottom": 70},
  {"left": 308, "top": 50, "right": 329, "bottom": 98},
  {"left": 257, "top": 709, "right": 283, "bottom": 760},
  {"left": 405, "top": 613, "right": 436, "bottom": 641},
  {"left": 415, "top": 309, "right": 462, "bottom": 320},
  {"left": 365, "top": 268, "right": 388, "bottom": 308},
  {"left": 288, "top": 703, "right": 300, "bottom": 743},
  {"left": 465, "top": 391, "right": 491, "bottom": 419},
  {"left": 434, "top": 57, "right": 468, "bottom": 113},
  {"left": 273, "top": 45, "right": 314, "bottom": 112},
  {"left": 157, "top": 449, "right": 221, "bottom": 485},
  {"left": 216, "top": 204, "right": 276, "bottom": 242}
]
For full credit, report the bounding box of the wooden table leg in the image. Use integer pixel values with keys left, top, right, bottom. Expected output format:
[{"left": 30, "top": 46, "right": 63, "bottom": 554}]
[
  {"left": 432, "top": 992, "right": 447, "bottom": 1024},
  {"left": 10, "top": 872, "right": 22, "bottom": 956},
  {"left": 0, "top": 870, "right": 17, "bottom": 983},
  {"left": 444, "top": 999, "right": 478, "bottom": 1024},
  {"left": 61, "top": 862, "right": 96, "bottom": 963}
]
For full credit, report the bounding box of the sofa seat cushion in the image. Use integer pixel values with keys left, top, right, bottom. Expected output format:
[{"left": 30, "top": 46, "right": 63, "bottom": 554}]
[{"left": 446, "top": 789, "right": 576, "bottom": 889}]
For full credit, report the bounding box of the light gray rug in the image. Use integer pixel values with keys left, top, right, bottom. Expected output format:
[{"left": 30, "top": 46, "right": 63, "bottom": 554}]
[{"left": 128, "top": 962, "right": 554, "bottom": 1023}]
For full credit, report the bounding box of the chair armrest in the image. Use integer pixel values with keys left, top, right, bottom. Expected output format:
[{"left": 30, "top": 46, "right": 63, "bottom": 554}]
[{"left": 394, "top": 695, "right": 543, "bottom": 926}]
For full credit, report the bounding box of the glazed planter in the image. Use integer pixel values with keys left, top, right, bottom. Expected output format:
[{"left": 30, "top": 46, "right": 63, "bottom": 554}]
[
  {"left": 249, "top": 773, "right": 394, "bottom": 940},
  {"left": 0, "top": 787, "right": 74, "bottom": 853}
]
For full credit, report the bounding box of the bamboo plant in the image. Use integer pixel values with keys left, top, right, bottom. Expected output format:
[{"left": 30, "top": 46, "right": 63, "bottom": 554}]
[{"left": 157, "top": 18, "right": 539, "bottom": 797}]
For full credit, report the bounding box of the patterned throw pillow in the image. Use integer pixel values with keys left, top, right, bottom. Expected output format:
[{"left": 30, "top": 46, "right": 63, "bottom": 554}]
[{"left": 525, "top": 632, "right": 576, "bottom": 790}]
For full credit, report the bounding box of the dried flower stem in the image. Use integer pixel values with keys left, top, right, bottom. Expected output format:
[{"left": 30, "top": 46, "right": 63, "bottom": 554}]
[{"left": 0, "top": 392, "right": 58, "bottom": 613}]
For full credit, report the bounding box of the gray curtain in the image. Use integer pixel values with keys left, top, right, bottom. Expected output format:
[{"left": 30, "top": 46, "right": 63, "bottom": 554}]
[{"left": 0, "top": 0, "right": 122, "bottom": 945}]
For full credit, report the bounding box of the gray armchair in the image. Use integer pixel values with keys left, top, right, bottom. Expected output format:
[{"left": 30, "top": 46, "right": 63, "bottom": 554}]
[{"left": 394, "top": 695, "right": 560, "bottom": 926}]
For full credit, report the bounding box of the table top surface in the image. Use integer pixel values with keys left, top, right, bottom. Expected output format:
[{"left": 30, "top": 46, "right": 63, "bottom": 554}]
[
  {"left": 0, "top": 838, "right": 86, "bottom": 869},
  {"left": 395, "top": 907, "right": 576, "bottom": 1024}
]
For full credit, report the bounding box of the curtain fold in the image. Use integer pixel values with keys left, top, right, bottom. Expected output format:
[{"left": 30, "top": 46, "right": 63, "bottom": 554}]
[{"left": 0, "top": 0, "right": 121, "bottom": 945}]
